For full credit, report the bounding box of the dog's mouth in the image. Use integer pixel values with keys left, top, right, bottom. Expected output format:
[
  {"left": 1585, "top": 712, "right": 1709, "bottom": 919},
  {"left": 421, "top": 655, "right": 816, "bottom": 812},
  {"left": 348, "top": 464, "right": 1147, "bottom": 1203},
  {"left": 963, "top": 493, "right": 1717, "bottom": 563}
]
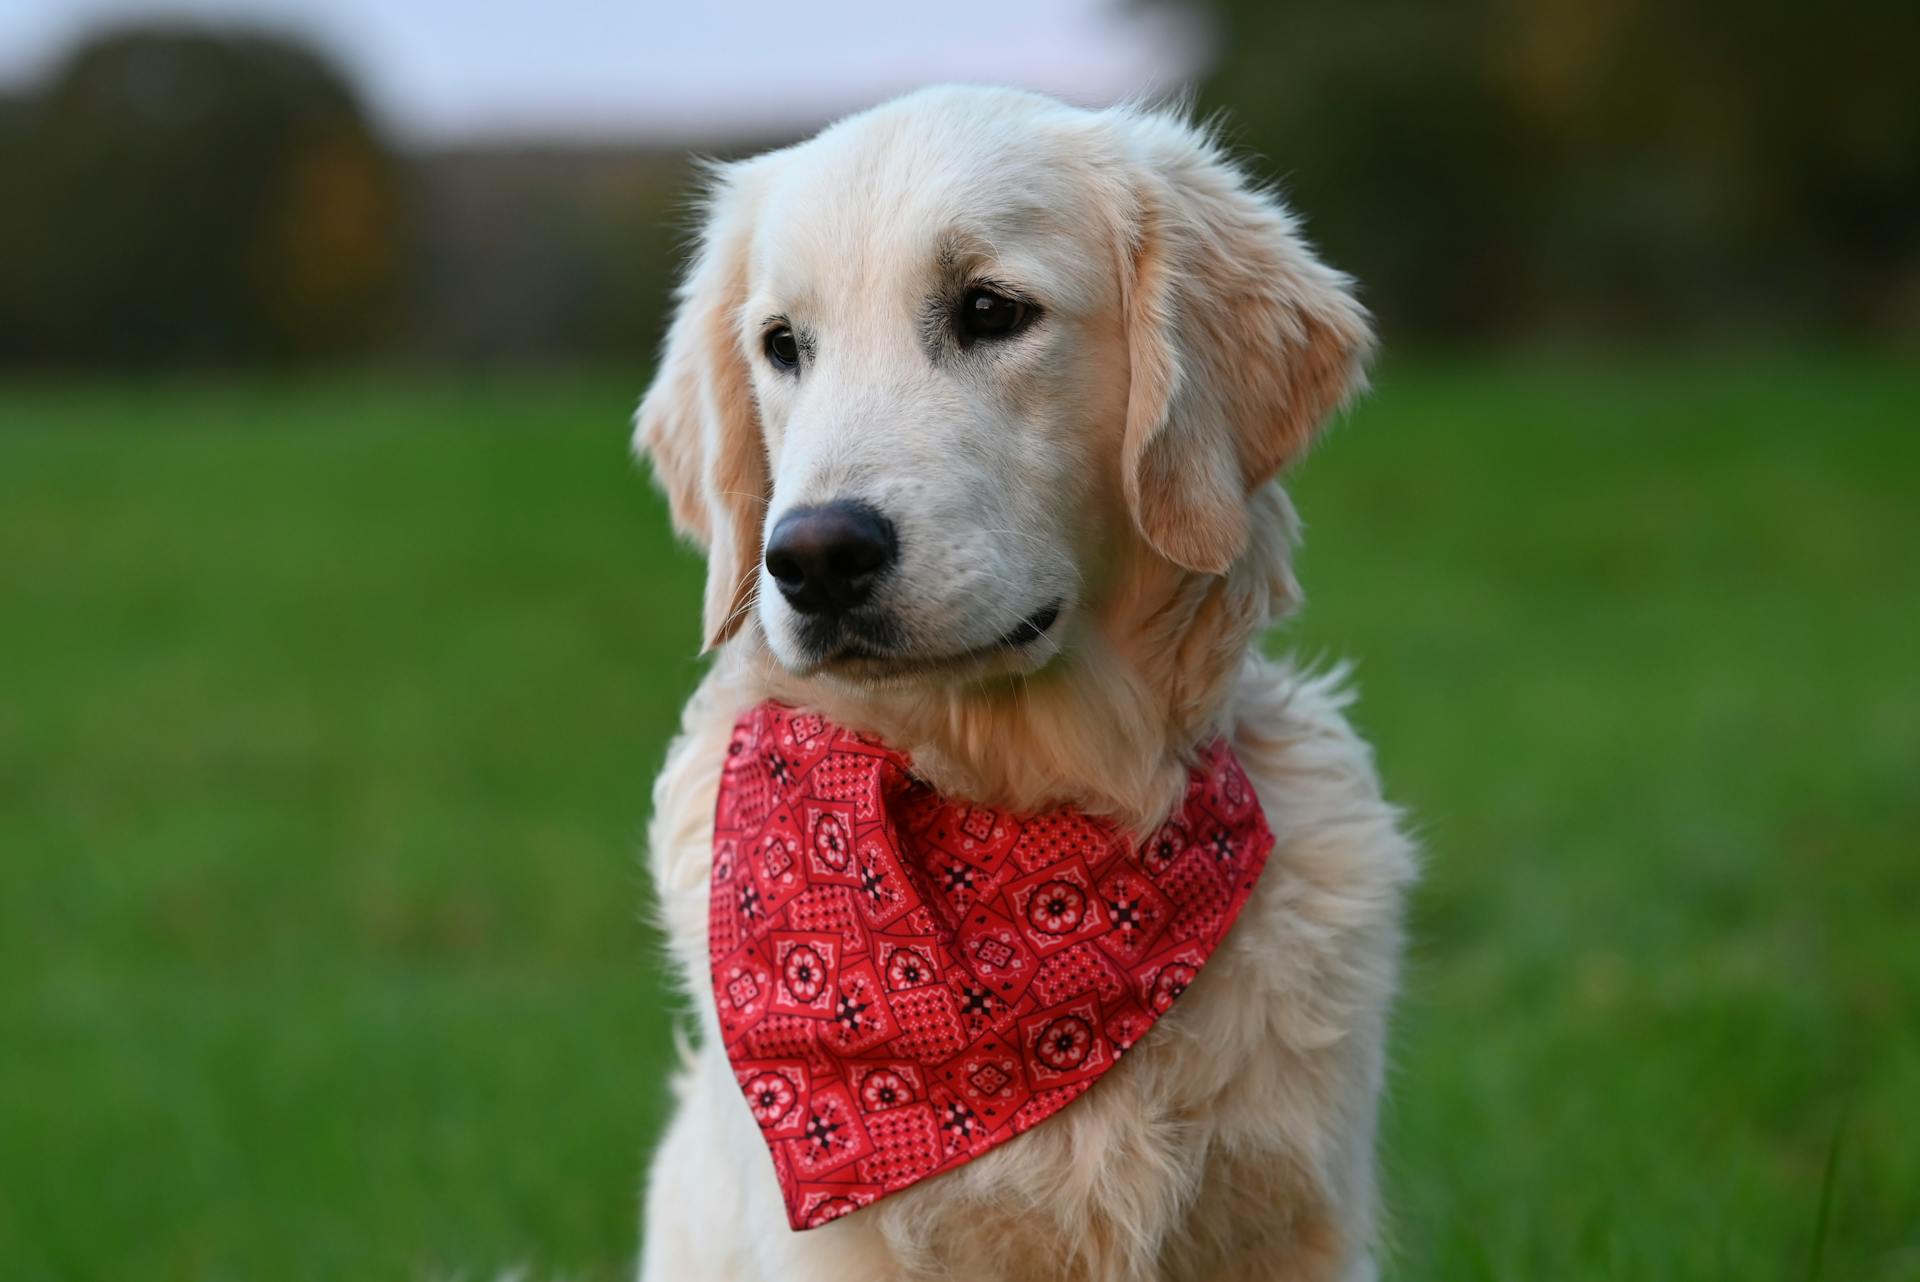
[{"left": 799, "top": 600, "right": 1065, "bottom": 681}]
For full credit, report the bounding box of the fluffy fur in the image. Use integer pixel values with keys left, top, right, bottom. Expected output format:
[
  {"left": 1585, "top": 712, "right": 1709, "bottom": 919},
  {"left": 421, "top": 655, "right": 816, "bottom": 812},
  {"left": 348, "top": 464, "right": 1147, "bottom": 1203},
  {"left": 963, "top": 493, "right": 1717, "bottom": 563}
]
[{"left": 632, "top": 86, "right": 1416, "bottom": 1282}]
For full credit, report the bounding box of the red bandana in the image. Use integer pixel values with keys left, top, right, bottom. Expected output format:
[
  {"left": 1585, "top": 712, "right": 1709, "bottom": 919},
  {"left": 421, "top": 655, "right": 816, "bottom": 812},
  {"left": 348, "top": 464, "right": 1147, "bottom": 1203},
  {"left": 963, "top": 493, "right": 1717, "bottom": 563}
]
[{"left": 709, "top": 701, "right": 1275, "bottom": 1230}]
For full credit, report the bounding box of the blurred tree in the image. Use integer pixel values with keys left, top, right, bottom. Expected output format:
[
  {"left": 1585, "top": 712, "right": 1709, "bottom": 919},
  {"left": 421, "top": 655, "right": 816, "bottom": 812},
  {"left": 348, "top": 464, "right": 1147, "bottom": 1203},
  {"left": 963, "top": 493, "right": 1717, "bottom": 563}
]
[
  {"left": 1193, "top": 0, "right": 1920, "bottom": 339},
  {"left": 400, "top": 146, "right": 690, "bottom": 367},
  {"left": 0, "top": 89, "right": 36, "bottom": 361},
  {"left": 8, "top": 7, "right": 1914, "bottom": 368},
  {"left": 0, "top": 24, "right": 401, "bottom": 367}
]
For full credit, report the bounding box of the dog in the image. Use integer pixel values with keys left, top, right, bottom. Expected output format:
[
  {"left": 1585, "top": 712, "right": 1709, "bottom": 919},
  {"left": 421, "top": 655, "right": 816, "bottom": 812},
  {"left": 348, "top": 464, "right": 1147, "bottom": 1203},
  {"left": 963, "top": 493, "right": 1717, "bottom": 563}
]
[{"left": 632, "top": 85, "right": 1415, "bottom": 1282}]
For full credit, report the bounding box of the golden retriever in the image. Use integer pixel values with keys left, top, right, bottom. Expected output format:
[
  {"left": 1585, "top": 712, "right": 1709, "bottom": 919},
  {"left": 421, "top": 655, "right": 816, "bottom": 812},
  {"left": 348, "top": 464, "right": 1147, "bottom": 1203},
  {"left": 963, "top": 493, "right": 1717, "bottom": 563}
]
[{"left": 632, "top": 85, "right": 1415, "bottom": 1282}]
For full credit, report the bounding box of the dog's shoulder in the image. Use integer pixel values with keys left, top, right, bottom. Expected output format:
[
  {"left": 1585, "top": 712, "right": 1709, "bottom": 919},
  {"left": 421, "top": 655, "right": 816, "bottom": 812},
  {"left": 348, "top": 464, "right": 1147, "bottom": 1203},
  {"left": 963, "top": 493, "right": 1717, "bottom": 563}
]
[
  {"left": 1232, "top": 655, "right": 1414, "bottom": 872},
  {"left": 646, "top": 658, "right": 765, "bottom": 976},
  {"left": 1224, "top": 654, "right": 1418, "bottom": 984}
]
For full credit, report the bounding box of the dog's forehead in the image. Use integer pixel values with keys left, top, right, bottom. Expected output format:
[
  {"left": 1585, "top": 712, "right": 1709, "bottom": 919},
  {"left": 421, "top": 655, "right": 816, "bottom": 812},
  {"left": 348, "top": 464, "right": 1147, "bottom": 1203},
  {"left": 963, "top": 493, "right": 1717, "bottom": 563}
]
[{"left": 750, "top": 92, "right": 1115, "bottom": 308}]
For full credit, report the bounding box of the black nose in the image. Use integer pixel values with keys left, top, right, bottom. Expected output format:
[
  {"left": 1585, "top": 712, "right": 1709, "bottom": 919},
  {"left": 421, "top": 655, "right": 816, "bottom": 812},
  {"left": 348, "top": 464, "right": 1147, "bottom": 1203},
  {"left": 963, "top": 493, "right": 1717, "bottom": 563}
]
[{"left": 763, "top": 501, "right": 898, "bottom": 616}]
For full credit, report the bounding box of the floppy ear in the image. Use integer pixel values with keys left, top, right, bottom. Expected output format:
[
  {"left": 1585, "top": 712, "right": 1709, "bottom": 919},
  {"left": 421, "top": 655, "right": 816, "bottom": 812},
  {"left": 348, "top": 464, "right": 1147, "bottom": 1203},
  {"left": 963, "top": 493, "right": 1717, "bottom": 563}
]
[
  {"left": 633, "top": 165, "right": 771, "bottom": 650},
  {"left": 1120, "top": 117, "right": 1374, "bottom": 575}
]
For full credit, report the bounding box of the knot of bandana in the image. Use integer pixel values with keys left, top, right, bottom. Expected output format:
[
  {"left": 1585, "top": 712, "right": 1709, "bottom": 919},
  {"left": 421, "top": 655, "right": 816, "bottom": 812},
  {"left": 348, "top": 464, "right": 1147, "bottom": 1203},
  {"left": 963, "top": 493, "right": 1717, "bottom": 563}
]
[{"left": 709, "top": 701, "right": 1275, "bottom": 1230}]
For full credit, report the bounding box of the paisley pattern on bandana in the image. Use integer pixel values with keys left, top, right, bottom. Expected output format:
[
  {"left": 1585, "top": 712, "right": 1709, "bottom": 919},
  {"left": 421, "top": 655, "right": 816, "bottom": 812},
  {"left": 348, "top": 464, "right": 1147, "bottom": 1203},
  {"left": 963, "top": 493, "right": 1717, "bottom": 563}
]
[{"left": 711, "top": 701, "right": 1274, "bottom": 1230}]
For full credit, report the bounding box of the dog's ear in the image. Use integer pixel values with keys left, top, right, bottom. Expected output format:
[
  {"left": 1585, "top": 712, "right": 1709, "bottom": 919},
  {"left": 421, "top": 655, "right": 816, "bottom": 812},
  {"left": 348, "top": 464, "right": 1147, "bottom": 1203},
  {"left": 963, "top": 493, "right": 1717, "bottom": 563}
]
[
  {"left": 1119, "top": 117, "right": 1374, "bottom": 575},
  {"left": 634, "top": 164, "right": 773, "bottom": 651}
]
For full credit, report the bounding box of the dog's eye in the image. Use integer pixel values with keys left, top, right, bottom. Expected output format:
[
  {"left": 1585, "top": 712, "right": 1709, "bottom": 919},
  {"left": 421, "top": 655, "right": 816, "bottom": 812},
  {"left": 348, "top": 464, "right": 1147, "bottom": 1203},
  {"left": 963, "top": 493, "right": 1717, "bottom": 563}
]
[
  {"left": 765, "top": 326, "right": 799, "bottom": 370},
  {"left": 958, "top": 288, "right": 1031, "bottom": 343}
]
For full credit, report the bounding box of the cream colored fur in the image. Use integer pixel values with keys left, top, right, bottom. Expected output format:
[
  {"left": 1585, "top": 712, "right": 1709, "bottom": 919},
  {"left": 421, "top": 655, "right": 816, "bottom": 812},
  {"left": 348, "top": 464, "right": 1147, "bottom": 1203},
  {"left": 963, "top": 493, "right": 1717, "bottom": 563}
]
[{"left": 632, "top": 86, "right": 1416, "bottom": 1282}]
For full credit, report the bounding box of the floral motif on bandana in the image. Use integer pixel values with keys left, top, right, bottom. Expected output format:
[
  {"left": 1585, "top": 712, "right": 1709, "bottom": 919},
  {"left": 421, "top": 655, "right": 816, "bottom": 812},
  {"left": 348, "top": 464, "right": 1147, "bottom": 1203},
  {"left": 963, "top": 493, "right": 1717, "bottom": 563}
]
[{"left": 710, "top": 701, "right": 1275, "bottom": 1230}]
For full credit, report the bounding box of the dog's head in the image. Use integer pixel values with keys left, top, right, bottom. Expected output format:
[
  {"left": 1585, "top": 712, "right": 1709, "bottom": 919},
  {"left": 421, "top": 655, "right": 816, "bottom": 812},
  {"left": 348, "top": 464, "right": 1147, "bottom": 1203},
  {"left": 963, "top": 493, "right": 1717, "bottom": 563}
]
[{"left": 637, "top": 86, "right": 1370, "bottom": 689}]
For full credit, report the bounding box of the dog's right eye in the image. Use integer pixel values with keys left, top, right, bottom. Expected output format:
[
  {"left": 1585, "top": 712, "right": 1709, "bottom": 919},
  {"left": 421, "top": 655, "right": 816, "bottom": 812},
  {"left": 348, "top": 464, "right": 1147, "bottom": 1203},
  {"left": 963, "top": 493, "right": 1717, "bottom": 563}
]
[{"left": 765, "top": 327, "right": 799, "bottom": 370}]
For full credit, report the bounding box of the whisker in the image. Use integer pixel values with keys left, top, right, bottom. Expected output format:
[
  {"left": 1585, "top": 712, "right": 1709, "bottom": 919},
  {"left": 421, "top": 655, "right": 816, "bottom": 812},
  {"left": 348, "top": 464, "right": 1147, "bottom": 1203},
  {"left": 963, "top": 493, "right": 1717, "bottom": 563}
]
[{"left": 715, "top": 579, "right": 763, "bottom": 637}]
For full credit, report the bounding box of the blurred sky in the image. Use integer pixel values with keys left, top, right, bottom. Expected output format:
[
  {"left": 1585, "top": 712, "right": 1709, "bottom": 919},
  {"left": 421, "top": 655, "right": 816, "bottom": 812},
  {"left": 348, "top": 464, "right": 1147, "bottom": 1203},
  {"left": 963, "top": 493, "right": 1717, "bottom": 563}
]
[{"left": 0, "top": 0, "right": 1207, "bottom": 145}]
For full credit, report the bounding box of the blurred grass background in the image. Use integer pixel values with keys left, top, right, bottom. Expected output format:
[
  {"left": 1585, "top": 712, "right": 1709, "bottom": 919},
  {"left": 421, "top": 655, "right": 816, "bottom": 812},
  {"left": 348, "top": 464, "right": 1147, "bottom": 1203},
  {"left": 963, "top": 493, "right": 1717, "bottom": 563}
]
[
  {"left": 3, "top": 355, "right": 1915, "bottom": 1279},
  {"left": 3, "top": 0, "right": 1918, "bottom": 1278}
]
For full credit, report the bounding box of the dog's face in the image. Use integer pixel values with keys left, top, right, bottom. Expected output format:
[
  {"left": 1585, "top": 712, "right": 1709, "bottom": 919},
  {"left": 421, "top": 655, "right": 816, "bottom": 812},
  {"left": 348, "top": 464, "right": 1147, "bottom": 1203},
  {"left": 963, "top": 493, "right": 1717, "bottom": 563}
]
[
  {"left": 639, "top": 87, "right": 1371, "bottom": 689},
  {"left": 738, "top": 104, "right": 1128, "bottom": 682}
]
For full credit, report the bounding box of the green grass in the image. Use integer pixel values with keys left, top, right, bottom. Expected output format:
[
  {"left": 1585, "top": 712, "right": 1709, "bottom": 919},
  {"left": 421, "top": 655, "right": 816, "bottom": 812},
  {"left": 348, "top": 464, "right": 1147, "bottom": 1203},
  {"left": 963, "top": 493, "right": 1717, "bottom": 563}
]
[{"left": 1, "top": 353, "right": 1915, "bottom": 1280}]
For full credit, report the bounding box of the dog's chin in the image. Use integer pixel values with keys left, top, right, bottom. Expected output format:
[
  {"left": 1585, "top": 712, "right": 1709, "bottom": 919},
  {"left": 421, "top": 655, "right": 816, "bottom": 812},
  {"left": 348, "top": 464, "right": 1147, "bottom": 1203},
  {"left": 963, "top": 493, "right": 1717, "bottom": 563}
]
[{"left": 771, "top": 601, "right": 1066, "bottom": 691}]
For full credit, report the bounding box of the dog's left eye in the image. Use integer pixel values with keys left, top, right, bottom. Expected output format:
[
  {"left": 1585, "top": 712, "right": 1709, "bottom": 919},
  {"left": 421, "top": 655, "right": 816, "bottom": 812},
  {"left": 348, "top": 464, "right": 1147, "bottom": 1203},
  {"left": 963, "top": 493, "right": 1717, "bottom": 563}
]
[{"left": 958, "top": 288, "right": 1032, "bottom": 343}]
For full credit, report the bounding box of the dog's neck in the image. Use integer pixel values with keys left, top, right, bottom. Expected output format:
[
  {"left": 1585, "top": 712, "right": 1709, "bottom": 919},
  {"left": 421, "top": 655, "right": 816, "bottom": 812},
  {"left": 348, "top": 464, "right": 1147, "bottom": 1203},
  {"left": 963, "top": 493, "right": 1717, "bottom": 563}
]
[{"left": 732, "top": 489, "right": 1301, "bottom": 833}]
